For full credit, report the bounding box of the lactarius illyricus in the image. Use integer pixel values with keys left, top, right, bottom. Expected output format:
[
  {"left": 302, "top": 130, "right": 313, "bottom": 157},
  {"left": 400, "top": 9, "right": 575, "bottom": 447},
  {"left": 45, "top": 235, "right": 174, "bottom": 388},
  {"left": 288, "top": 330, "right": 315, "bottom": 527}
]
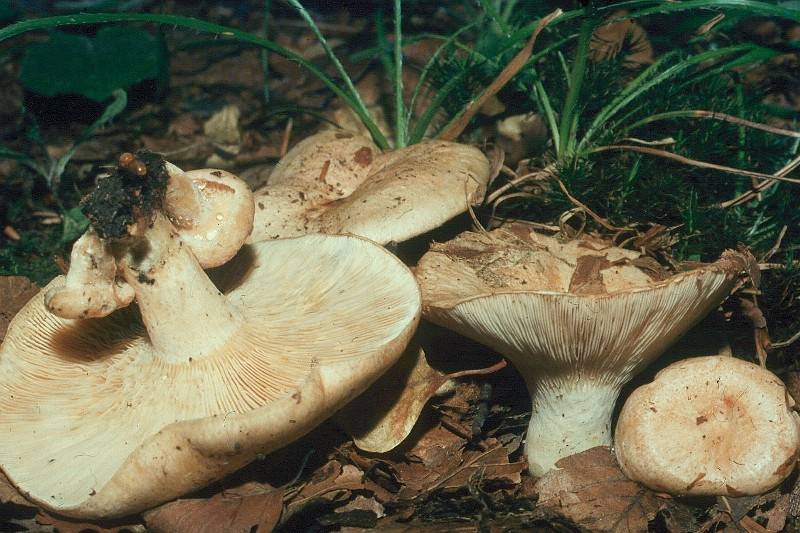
[
  {"left": 250, "top": 129, "right": 491, "bottom": 245},
  {"left": 415, "top": 223, "right": 748, "bottom": 475},
  {"left": 0, "top": 152, "right": 420, "bottom": 518},
  {"left": 250, "top": 129, "right": 491, "bottom": 453},
  {"left": 615, "top": 356, "right": 800, "bottom": 496}
]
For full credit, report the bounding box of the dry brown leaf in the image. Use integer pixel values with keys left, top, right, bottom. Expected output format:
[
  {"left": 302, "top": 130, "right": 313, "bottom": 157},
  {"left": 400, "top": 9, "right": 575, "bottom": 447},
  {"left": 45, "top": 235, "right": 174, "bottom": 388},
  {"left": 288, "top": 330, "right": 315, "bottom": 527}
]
[
  {"left": 569, "top": 255, "right": 613, "bottom": 294},
  {"left": 535, "top": 446, "right": 667, "bottom": 533},
  {"left": 395, "top": 426, "right": 467, "bottom": 495},
  {"left": 395, "top": 432, "right": 523, "bottom": 498},
  {"left": 283, "top": 459, "right": 394, "bottom": 523},
  {"left": 336, "top": 346, "right": 452, "bottom": 453},
  {"left": 336, "top": 494, "right": 385, "bottom": 518},
  {"left": 143, "top": 482, "right": 283, "bottom": 533},
  {"left": 759, "top": 493, "right": 790, "bottom": 532},
  {"left": 36, "top": 511, "right": 143, "bottom": 533},
  {"left": 441, "top": 443, "right": 524, "bottom": 488},
  {"left": 0, "top": 276, "right": 39, "bottom": 343},
  {"left": 591, "top": 10, "right": 653, "bottom": 66},
  {"left": 723, "top": 491, "right": 790, "bottom": 533}
]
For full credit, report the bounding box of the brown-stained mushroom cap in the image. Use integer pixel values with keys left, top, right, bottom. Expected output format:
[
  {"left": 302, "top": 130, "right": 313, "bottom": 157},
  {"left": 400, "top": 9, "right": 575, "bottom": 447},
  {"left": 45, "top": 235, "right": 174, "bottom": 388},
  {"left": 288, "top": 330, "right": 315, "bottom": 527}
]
[
  {"left": 250, "top": 130, "right": 491, "bottom": 245},
  {"left": 0, "top": 160, "right": 420, "bottom": 518},
  {"left": 615, "top": 356, "right": 800, "bottom": 496},
  {"left": 415, "top": 223, "right": 748, "bottom": 475},
  {"left": 164, "top": 163, "right": 254, "bottom": 268}
]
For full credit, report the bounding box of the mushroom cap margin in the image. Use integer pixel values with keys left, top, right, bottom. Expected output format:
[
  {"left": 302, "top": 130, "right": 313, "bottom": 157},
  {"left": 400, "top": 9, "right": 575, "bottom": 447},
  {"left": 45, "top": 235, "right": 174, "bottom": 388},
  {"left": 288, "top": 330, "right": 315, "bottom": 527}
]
[{"left": 416, "top": 248, "right": 746, "bottom": 381}]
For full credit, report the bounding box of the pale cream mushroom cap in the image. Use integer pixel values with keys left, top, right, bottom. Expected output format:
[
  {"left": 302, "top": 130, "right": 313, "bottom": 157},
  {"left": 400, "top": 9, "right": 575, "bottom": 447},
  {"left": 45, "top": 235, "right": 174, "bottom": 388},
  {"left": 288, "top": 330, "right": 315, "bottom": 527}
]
[
  {"left": 164, "top": 163, "right": 254, "bottom": 268},
  {"left": 250, "top": 130, "right": 490, "bottom": 452},
  {"left": 0, "top": 230, "right": 419, "bottom": 518},
  {"left": 615, "top": 356, "right": 800, "bottom": 496},
  {"left": 415, "top": 224, "right": 748, "bottom": 475},
  {"left": 43, "top": 230, "right": 134, "bottom": 319},
  {"left": 250, "top": 132, "right": 491, "bottom": 245}
]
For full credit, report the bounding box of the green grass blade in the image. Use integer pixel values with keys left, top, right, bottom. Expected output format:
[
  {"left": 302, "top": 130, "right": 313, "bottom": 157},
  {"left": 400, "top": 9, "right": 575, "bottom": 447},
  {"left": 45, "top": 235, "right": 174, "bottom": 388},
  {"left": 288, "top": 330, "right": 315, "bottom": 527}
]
[
  {"left": 284, "top": 0, "right": 388, "bottom": 147},
  {"left": 409, "top": 69, "right": 468, "bottom": 143},
  {"left": 405, "top": 23, "right": 476, "bottom": 134},
  {"left": 558, "top": 18, "right": 593, "bottom": 156},
  {"left": 534, "top": 79, "right": 560, "bottom": 155},
  {"left": 51, "top": 89, "right": 127, "bottom": 187},
  {"left": 260, "top": 0, "right": 271, "bottom": 105},
  {"left": 504, "top": 0, "right": 799, "bottom": 59},
  {"left": 393, "top": 0, "right": 406, "bottom": 148},
  {"left": 478, "top": 0, "right": 510, "bottom": 35},
  {"left": 578, "top": 44, "right": 759, "bottom": 152}
]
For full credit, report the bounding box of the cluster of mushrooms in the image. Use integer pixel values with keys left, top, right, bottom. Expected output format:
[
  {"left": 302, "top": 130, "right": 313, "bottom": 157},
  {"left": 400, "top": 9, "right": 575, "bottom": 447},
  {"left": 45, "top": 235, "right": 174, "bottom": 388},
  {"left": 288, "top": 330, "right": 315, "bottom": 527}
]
[{"left": 0, "top": 129, "right": 797, "bottom": 519}]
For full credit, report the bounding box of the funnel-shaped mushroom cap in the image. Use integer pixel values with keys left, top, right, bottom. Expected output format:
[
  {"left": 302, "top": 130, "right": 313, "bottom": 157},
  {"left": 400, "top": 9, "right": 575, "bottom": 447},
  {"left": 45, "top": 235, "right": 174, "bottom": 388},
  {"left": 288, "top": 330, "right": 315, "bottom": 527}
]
[
  {"left": 416, "top": 224, "right": 748, "bottom": 475},
  {"left": 250, "top": 131, "right": 491, "bottom": 245},
  {"left": 0, "top": 234, "right": 419, "bottom": 518},
  {"left": 615, "top": 356, "right": 800, "bottom": 496}
]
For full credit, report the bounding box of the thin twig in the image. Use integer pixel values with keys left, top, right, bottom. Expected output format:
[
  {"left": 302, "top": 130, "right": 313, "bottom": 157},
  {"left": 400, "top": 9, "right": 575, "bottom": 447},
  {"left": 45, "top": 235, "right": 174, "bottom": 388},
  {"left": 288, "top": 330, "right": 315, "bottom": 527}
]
[
  {"left": 630, "top": 109, "right": 800, "bottom": 139},
  {"left": 772, "top": 330, "right": 800, "bottom": 350},
  {"left": 490, "top": 191, "right": 539, "bottom": 221},
  {"left": 445, "top": 359, "right": 508, "bottom": 379},
  {"left": 280, "top": 117, "right": 293, "bottom": 157},
  {"left": 619, "top": 136, "right": 675, "bottom": 146},
  {"left": 721, "top": 154, "right": 800, "bottom": 208},
  {"left": 485, "top": 163, "right": 557, "bottom": 204},
  {"left": 763, "top": 225, "right": 788, "bottom": 262},
  {"left": 438, "top": 9, "right": 562, "bottom": 141},
  {"left": 556, "top": 179, "right": 627, "bottom": 231},
  {"left": 592, "top": 145, "right": 800, "bottom": 184}
]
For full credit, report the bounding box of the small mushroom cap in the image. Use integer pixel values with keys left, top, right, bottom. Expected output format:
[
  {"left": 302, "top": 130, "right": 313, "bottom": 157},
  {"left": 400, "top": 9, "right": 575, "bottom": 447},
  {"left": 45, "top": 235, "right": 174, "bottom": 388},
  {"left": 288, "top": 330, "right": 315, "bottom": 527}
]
[
  {"left": 0, "top": 234, "right": 419, "bottom": 518},
  {"left": 615, "top": 356, "right": 800, "bottom": 496},
  {"left": 44, "top": 231, "right": 134, "bottom": 319},
  {"left": 251, "top": 132, "right": 491, "bottom": 245},
  {"left": 165, "top": 164, "right": 255, "bottom": 268},
  {"left": 416, "top": 225, "right": 745, "bottom": 379}
]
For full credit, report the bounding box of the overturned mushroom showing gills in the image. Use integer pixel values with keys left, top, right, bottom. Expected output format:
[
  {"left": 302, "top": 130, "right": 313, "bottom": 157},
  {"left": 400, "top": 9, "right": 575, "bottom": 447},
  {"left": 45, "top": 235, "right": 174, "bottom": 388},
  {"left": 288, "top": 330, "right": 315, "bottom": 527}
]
[
  {"left": 0, "top": 156, "right": 420, "bottom": 518},
  {"left": 250, "top": 130, "right": 490, "bottom": 453},
  {"left": 250, "top": 129, "right": 491, "bottom": 245},
  {"left": 415, "top": 224, "right": 747, "bottom": 475},
  {"left": 615, "top": 356, "right": 800, "bottom": 496}
]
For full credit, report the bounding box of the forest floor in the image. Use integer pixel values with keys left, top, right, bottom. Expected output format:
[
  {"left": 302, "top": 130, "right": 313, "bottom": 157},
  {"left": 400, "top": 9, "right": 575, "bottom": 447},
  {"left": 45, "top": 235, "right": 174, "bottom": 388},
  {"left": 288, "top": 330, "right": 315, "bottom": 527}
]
[{"left": 1, "top": 1, "right": 800, "bottom": 531}]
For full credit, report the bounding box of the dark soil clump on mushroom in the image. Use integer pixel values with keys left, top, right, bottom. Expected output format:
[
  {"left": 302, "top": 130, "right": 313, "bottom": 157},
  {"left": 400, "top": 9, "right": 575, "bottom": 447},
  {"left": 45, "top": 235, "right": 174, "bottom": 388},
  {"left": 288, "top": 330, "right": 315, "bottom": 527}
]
[{"left": 82, "top": 151, "right": 169, "bottom": 240}]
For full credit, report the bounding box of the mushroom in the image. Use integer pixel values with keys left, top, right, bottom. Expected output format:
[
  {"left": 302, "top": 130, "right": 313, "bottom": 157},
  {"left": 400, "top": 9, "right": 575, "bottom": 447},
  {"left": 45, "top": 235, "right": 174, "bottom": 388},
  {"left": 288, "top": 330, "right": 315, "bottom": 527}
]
[
  {"left": 43, "top": 230, "right": 134, "bottom": 319},
  {"left": 249, "top": 129, "right": 492, "bottom": 245},
  {"left": 415, "top": 223, "right": 748, "bottom": 475},
  {"left": 44, "top": 154, "right": 254, "bottom": 320},
  {"left": 615, "top": 356, "right": 800, "bottom": 496},
  {"left": 162, "top": 163, "right": 254, "bottom": 268},
  {"left": 249, "top": 129, "right": 492, "bottom": 453},
  {"left": 0, "top": 154, "right": 420, "bottom": 518}
]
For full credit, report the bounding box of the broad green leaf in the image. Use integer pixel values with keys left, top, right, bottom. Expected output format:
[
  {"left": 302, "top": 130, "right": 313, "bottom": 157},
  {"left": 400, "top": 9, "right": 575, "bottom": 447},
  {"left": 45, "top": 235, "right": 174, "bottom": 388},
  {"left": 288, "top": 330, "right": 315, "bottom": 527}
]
[
  {"left": 19, "top": 26, "right": 165, "bottom": 102},
  {"left": 61, "top": 207, "right": 89, "bottom": 243},
  {"left": 0, "top": 1, "right": 18, "bottom": 24}
]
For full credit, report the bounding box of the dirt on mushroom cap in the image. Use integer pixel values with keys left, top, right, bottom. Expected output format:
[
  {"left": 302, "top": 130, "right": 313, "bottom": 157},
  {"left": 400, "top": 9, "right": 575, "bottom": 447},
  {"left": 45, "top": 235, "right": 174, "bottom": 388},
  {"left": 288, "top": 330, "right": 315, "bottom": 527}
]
[{"left": 82, "top": 151, "right": 169, "bottom": 240}]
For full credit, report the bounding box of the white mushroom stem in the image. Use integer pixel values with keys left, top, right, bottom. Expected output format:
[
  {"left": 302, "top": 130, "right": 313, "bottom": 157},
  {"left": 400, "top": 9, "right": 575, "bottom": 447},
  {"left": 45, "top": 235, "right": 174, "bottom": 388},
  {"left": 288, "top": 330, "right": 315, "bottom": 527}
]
[
  {"left": 119, "top": 213, "right": 243, "bottom": 362},
  {"left": 525, "top": 379, "right": 620, "bottom": 476},
  {"left": 45, "top": 231, "right": 134, "bottom": 319}
]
